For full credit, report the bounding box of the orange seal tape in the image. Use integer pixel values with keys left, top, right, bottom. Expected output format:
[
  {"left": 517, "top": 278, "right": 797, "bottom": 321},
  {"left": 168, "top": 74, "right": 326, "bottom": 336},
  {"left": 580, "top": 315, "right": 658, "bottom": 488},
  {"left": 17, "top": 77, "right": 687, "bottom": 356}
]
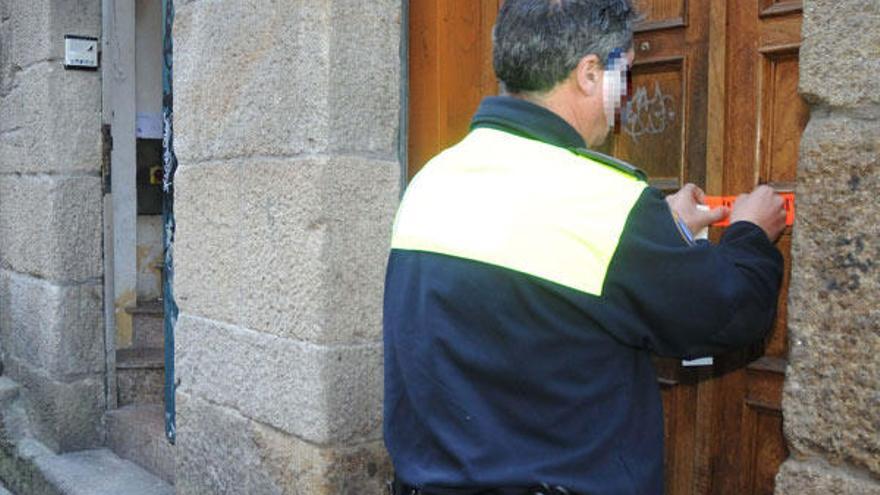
[{"left": 704, "top": 192, "right": 795, "bottom": 227}]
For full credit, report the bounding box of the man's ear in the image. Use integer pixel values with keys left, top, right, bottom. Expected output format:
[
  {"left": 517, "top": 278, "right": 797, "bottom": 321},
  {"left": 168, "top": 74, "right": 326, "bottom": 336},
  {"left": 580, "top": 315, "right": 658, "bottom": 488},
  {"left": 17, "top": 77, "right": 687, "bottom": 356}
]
[{"left": 574, "top": 54, "right": 602, "bottom": 96}]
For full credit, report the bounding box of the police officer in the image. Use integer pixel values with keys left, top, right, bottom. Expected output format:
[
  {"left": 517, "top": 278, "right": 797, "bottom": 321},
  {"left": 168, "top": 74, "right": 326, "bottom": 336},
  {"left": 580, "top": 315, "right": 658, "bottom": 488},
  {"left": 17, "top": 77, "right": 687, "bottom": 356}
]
[{"left": 384, "top": 1, "right": 787, "bottom": 493}]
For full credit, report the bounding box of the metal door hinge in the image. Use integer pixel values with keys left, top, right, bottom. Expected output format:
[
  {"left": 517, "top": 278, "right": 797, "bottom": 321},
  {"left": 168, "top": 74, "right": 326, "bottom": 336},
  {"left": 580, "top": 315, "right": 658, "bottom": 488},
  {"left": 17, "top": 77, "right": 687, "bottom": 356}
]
[{"left": 102, "top": 123, "right": 112, "bottom": 193}]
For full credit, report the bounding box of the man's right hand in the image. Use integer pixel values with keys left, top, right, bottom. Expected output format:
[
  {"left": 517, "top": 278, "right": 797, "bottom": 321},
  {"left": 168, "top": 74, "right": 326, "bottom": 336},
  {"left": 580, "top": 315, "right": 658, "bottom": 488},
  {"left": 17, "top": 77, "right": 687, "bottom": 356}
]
[{"left": 729, "top": 185, "right": 787, "bottom": 242}]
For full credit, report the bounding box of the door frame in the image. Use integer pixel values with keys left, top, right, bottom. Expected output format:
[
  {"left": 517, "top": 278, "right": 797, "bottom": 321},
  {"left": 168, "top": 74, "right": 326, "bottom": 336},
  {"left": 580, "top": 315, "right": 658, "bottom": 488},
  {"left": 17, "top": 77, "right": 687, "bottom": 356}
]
[{"left": 101, "top": 0, "right": 138, "bottom": 411}]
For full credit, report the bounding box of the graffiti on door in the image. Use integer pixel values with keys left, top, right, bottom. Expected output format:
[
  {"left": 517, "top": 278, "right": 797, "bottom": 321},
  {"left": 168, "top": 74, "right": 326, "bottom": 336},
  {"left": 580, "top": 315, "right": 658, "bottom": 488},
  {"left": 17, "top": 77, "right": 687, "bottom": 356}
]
[{"left": 624, "top": 81, "right": 676, "bottom": 141}]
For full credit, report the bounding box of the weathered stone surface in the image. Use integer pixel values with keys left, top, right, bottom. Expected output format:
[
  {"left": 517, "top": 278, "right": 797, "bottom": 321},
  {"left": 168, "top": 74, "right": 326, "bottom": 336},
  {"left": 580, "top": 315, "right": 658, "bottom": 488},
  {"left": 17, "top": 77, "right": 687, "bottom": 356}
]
[
  {"left": 106, "top": 405, "right": 176, "bottom": 485},
  {"left": 328, "top": 0, "right": 401, "bottom": 157},
  {"left": 800, "top": 0, "right": 880, "bottom": 108},
  {"left": 0, "top": 1, "right": 50, "bottom": 72},
  {"left": 175, "top": 314, "right": 383, "bottom": 445},
  {"left": 36, "top": 448, "right": 173, "bottom": 495},
  {"left": 0, "top": 51, "right": 102, "bottom": 174},
  {"left": 776, "top": 458, "right": 880, "bottom": 494},
  {"left": 784, "top": 115, "right": 880, "bottom": 476},
  {"left": 317, "top": 155, "right": 399, "bottom": 342},
  {"left": 0, "top": 435, "right": 62, "bottom": 495},
  {"left": 116, "top": 364, "right": 164, "bottom": 407},
  {"left": 175, "top": 156, "right": 398, "bottom": 344},
  {"left": 0, "top": 3, "right": 10, "bottom": 97},
  {"left": 237, "top": 159, "right": 330, "bottom": 341},
  {"left": 171, "top": 1, "right": 400, "bottom": 490},
  {"left": 173, "top": 0, "right": 332, "bottom": 163},
  {"left": 115, "top": 347, "right": 164, "bottom": 408},
  {"left": 238, "top": 156, "right": 398, "bottom": 344},
  {"left": 176, "top": 392, "right": 391, "bottom": 495},
  {"left": 3, "top": 357, "right": 103, "bottom": 453},
  {"left": 0, "top": 175, "right": 103, "bottom": 281},
  {"left": 173, "top": 163, "right": 241, "bottom": 325},
  {"left": 2, "top": 0, "right": 101, "bottom": 69},
  {"left": 130, "top": 304, "right": 165, "bottom": 349},
  {"left": 0, "top": 270, "right": 103, "bottom": 376},
  {"left": 173, "top": 0, "right": 400, "bottom": 164}
]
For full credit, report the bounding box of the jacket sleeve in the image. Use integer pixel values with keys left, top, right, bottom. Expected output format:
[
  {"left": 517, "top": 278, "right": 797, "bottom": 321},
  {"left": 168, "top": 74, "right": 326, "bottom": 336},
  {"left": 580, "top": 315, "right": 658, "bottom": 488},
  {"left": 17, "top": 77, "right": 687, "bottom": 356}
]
[{"left": 598, "top": 186, "right": 785, "bottom": 359}]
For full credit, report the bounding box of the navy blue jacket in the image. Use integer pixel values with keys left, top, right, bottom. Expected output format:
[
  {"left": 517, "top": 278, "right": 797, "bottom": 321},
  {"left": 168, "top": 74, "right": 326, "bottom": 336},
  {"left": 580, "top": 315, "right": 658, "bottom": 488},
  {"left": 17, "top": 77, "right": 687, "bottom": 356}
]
[{"left": 383, "top": 97, "right": 784, "bottom": 494}]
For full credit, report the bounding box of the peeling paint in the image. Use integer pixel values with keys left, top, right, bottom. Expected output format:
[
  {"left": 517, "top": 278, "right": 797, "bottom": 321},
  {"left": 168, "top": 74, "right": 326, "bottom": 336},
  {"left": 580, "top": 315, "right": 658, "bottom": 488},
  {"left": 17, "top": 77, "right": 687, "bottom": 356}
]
[
  {"left": 136, "top": 243, "right": 163, "bottom": 279},
  {"left": 136, "top": 216, "right": 165, "bottom": 301},
  {"left": 115, "top": 289, "right": 137, "bottom": 349},
  {"left": 162, "top": 0, "right": 179, "bottom": 444}
]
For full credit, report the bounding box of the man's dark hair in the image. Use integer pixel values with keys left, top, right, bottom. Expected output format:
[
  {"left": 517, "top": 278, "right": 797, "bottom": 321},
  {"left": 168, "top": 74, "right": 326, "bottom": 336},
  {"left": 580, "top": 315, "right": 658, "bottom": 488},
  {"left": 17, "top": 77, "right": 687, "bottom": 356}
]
[{"left": 493, "top": 0, "right": 639, "bottom": 94}]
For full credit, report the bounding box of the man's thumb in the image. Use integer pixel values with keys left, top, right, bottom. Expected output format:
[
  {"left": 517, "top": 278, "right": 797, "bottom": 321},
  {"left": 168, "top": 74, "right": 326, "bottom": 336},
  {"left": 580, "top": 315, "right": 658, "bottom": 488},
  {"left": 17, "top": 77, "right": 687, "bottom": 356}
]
[{"left": 704, "top": 206, "right": 729, "bottom": 224}]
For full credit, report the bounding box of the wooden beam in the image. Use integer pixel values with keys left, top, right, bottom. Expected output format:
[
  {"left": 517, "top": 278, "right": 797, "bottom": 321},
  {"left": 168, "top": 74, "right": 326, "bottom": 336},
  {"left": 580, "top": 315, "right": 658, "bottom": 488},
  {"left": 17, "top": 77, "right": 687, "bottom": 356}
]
[
  {"left": 102, "top": 0, "right": 138, "bottom": 356},
  {"left": 704, "top": 0, "right": 727, "bottom": 196}
]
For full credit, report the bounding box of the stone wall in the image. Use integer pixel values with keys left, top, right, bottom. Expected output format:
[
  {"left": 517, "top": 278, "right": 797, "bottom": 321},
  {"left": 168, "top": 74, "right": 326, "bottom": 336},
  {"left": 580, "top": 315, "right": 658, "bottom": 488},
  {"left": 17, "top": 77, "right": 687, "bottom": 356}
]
[
  {"left": 0, "top": 0, "right": 105, "bottom": 452},
  {"left": 777, "top": 0, "right": 880, "bottom": 493},
  {"left": 172, "top": 1, "right": 401, "bottom": 493}
]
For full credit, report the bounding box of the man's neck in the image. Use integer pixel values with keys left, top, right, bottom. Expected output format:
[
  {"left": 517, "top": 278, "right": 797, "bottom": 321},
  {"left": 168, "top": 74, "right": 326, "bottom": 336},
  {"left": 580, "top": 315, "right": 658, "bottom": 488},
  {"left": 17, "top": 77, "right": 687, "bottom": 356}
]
[{"left": 510, "top": 85, "right": 598, "bottom": 147}]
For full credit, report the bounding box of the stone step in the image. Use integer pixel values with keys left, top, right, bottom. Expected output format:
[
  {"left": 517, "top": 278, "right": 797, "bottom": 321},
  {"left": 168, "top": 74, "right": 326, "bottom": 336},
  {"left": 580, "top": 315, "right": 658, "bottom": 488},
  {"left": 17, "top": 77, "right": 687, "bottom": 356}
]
[
  {"left": 35, "top": 448, "right": 172, "bottom": 495},
  {"left": 0, "top": 376, "right": 30, "bottom": 443},
  {"left": 0, "top": 378, "right": 170, "bottom": 495},
  {"left": 125, "top": 300, "right": 165, "bottom": 349},
  {"left": 116, "top": 348, "right": 165, "bottom": 407},
  {"left": 106, "top": 405, "right": 175, "bottom": 485},
  {"left": 0, "top": 377, "right": 21, "bottom": 405}
]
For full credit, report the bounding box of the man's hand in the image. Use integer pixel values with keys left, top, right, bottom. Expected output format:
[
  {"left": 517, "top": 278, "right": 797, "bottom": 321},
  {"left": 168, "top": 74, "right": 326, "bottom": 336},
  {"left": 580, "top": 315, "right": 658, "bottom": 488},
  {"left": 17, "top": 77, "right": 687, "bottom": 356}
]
[
  {"left": 666, "top": 183, "right": 728, "bottom": 236},
  {"left": 729, "top": 185, "right": 787, "bottom": 242}
]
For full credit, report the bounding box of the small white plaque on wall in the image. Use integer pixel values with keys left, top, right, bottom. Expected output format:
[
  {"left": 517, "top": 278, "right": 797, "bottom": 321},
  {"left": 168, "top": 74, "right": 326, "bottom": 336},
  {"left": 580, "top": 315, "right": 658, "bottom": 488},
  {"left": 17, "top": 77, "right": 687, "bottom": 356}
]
[{"left": 64, "top": 35, "right": 99, "bottom": 70}]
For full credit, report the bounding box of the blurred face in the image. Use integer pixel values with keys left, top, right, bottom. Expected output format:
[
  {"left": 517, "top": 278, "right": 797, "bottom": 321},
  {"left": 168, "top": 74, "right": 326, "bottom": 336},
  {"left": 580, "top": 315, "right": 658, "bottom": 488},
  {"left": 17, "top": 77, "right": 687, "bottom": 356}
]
[
  {"left": 529, "top": 46, "right": 635, "bottom": 148},
  {"left": 596, "top": 48, "right": 635, "bottom": 144}
]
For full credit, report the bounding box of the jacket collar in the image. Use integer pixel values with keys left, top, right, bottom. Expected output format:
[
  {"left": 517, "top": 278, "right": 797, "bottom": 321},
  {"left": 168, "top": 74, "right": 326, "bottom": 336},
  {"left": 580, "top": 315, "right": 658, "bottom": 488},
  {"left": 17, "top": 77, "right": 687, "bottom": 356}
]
[
  {"left": 470, "top": 96, "right": 648, "bottom": 182},
  {"left": 470, "top": 96, "right": 586, "bottom": 150}
]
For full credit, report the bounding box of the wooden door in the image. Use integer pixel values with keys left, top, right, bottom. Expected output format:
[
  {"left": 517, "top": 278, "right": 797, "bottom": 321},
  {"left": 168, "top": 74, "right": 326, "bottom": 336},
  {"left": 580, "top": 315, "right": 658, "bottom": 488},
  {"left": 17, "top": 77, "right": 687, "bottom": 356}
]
[{"left": 406, "top": 1, "right": 807, "bottom": 493}]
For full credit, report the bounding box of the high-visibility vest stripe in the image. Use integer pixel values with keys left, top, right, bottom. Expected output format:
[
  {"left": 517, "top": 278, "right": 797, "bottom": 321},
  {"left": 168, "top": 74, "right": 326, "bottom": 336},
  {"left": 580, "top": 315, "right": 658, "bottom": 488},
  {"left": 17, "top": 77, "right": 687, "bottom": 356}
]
[{"left": 392, "top": 128, "right": 647, "bottom": 296}]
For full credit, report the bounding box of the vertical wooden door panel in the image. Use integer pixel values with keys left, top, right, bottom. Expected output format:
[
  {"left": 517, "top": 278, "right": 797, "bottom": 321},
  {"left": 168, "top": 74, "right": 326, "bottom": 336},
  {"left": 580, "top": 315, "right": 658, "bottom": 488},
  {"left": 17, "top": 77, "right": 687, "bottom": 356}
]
[
  {"left": 759, "top": 0, "right": 803, "bottom": 19},
  {"left": 618, "top": 58, "right": 685, "bottom": 183},
  {"left": 716, "top": 1, "right": 803, "bottom": 493},
  {"left": 604, "top": 0, "right": 709, "bottom": 194},
  {"left": 759, "top": 48, "right": 808, "bottom": 186},
  {"left": 765, "top": 235, "right": 792, "bottom": 359},
  {"left": 408, "top": 0, "right": 443, "bottom": 179},
  {"left": 638, "top": 0, "right": 688, "bottom": 30},
  {"left": 741, "top": 367, "right": 788, "bottom": 495},
  {"left": 408, "top": 0, "right": 499, "bottom": 180},
  {"left": 622, "top": 3, "right": 712, "bottom": 492}
]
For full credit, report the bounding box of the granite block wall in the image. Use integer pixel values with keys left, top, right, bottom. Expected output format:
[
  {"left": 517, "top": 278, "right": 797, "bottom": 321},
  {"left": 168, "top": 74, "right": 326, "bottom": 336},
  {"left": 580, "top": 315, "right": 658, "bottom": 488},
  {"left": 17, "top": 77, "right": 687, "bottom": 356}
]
[
  {"left": 173, "top": 1, "right": 401, "bottom": 492},
  {"left": 0, "top": 0, "right": 105, "bottom": 453},
  {"left": 776, "top": 0, "right": 880, "bottom": 492}
]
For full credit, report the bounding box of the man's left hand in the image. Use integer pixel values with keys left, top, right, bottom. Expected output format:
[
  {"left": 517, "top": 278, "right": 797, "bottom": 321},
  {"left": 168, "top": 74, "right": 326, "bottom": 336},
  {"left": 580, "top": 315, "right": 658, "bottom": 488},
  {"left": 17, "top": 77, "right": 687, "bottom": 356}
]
[{"left": 666, "top": 183, "right": 729, "bottom": 236}]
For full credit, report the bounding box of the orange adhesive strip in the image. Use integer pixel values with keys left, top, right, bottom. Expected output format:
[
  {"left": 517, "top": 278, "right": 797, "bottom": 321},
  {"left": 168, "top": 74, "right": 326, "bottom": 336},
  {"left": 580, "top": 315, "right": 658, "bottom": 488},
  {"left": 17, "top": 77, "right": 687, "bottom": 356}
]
[{"left": 703, "top": 193, "right": 795, "bottom": 227}]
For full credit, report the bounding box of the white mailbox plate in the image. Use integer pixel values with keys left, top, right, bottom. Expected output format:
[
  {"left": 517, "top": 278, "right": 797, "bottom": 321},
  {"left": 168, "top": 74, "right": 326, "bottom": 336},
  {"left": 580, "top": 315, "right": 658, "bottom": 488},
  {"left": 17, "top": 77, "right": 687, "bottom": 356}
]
[{"left": 64, "top": 35, "right": 99, "bottom": 70}]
